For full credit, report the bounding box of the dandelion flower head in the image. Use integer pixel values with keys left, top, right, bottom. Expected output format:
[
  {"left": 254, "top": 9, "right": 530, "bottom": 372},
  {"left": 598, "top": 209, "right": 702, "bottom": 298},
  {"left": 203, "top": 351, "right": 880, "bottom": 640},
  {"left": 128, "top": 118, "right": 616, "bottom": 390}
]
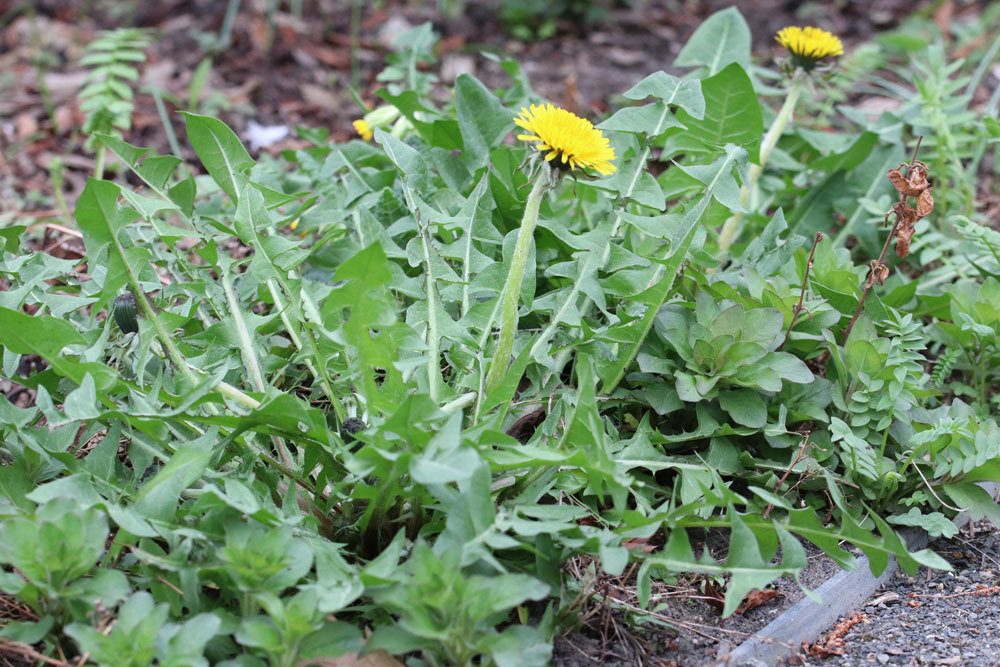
[
  {"left": 514, "top": 104, "right": 617, "bottom": 176},
  {"left": 353, "top": 119, "right": 373, "bottom": 142},
  {"left": 775, "top": 26, "right": 844, "bottom": 69}
]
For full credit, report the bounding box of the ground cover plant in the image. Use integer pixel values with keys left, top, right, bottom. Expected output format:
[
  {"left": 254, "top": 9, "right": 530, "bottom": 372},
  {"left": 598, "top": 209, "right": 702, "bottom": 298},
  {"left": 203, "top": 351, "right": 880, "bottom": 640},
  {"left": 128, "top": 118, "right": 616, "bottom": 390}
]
[{"left": 1, "top": 4, "right": 1000, "bottom": 665}]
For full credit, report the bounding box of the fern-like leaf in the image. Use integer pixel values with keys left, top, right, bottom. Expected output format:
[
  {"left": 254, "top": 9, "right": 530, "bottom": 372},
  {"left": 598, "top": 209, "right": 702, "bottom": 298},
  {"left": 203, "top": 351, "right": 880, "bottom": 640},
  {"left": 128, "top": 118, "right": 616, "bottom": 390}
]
[{"left": 79, "top": 29, "right": 150, "bottom": 145}]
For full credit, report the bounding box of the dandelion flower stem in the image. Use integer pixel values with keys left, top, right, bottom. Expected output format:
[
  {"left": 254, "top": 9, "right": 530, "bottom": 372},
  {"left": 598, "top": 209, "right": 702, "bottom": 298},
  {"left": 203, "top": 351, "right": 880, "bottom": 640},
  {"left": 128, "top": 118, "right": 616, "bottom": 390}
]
[
  {"left": 485, "top": 168, "right": 549, "bottom": 391},
  {"left": 718, "top": 68, "right": 808, "bottom": 253}
]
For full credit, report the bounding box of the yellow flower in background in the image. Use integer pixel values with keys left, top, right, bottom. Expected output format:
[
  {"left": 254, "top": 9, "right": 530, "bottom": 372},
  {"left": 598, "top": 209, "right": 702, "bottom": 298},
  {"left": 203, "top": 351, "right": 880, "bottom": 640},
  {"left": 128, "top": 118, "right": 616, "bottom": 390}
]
[
  {"left": 515, "top": 104, "right": 617, "bottom": 176},
  {"left": 353, "top": 119, "right": 373, "bottom": 142},
  {"left": 775, "top": 26, "right": 843, "bottom": 68}
]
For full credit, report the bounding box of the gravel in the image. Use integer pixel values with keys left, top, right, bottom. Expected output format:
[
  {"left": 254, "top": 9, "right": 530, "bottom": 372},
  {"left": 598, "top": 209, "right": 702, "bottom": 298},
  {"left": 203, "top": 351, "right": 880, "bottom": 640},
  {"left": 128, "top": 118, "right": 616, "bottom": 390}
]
[{"left": 818, "top": 523, "right": 1000, "bottom": 667}]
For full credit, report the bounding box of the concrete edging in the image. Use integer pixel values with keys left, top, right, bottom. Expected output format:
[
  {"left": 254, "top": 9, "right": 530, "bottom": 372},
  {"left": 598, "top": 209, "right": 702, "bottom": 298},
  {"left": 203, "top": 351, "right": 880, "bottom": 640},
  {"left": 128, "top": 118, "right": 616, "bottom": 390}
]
[{"left": 720, "top": 483, "right": 1000, "bottom": 666}]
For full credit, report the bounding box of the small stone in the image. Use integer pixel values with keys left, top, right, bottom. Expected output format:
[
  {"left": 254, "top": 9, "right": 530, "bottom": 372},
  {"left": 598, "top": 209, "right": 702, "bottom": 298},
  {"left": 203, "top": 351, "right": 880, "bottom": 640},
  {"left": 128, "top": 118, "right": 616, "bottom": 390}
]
[{"left": 877, "top": 654, "right": 890, "bottom": 664}]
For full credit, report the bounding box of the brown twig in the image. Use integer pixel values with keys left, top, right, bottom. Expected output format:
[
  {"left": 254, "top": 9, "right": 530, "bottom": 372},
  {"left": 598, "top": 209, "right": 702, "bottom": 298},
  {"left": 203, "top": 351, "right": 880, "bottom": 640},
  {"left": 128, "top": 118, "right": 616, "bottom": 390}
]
[
  {"left": 780, "top": 231, "right": 823, "bottom": 350},
  {"left": 0, "top": 640, "right": 69, "bottom": 666},
  {"left": 841, "top": 137, "right": 923, "bottom": 344},
  {"left": 763, "top": 431, "right": 812, "bottom": 519}
]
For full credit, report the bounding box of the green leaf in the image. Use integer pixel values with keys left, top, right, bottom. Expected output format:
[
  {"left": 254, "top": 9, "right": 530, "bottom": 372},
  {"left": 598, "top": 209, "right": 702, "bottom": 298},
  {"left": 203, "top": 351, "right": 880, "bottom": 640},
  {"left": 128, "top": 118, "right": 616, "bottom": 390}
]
[
  {"left": 410, "top": 412, "right": 481, "bottom": 484},
  {"left": 673, "top": 7, "right": 751, "bottom": 75},
  {"left": 95, "top": 134, "right": 183, "bottom": 202},
  {"left": 718, "top": 389, "right": 767, "bottom": 428},
  {"left": 810, "top": 131, "right": 878, "bottom": 172},
  {"left": 75, "top": 178, "right": 140, "bottom": 306},
  {"left": 600, "top": 144, "right": 748, "bottom": 392},
  {"left": 675, "top": 63, "right": 763, "bottom": 154},
  {"left": 180, "top": 112, "right": 255, "bottom": 201},
  {"left": 64, "top": 373, "right": 100, "bottom": 421},
  {"left": 943, "top": 483, "right": 1000, "bottom": 528},
  {"left": 763, "top": 352, "right": 814, "bottom": 384},
  {"left": 133, "top": 446, "right": 212, "bottom": 521},
  {"left": 454, "top": 74, "right": 514, "bottom": 167},
  {"left": 598, "top": 102, "right": 685, "bottom": 137},
  {"left": 376, "top": 129, "right": 428, "bottom": 192},
  {"left": 621, "top": 71, "right": 705, "bottom": 118},
  {"left": 0, "top": 306, "right": 85, "bottom": 356},
  {"left": 886, "top": 508, "right": 958, "bottom": 538},
  {"left": 648, "top": 514, "right": 795, "bottom": 618}
]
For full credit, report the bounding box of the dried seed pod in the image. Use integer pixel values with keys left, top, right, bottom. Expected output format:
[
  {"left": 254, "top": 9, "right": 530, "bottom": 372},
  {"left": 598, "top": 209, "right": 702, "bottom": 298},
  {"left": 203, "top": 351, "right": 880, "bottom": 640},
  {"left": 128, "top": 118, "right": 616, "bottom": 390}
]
[
  {"left": 916, "top": 188, "right": 934, "bottom": 218},
  {"left": 865, "top": 260, "right": 890, "bottom": 287},
  {"left": 889, "top": 202, "right": 921, "bottom": 258},
  {"left": 887, "top": 162, "right": 931, "bottom": 198},
  {"left": 907, "top": 164, "right": 930, "bottom": 193},
  {"left": 887, "top": 168, "right": 919, "bottom": 196},
  {"left": 895, "top": 222, "right": 915, "bottom": 258},
  {"left": 113, "top": 292, "right": 139, "bottom": 334}
]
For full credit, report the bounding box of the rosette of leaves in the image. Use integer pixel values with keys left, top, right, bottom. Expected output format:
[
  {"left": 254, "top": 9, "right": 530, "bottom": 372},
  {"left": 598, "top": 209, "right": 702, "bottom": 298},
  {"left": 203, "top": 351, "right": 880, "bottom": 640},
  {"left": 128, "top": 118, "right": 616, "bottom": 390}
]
[{"left": 651, "top": 292, "right": 814, "bottom": 428}]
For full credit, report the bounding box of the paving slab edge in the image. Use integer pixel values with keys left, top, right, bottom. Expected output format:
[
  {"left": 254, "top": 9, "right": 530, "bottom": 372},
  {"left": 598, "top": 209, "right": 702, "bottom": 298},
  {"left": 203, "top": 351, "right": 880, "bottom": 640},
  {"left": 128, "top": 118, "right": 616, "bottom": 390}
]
[{"left": 718, "top": 482, "right": 1000, "bottom": 666}]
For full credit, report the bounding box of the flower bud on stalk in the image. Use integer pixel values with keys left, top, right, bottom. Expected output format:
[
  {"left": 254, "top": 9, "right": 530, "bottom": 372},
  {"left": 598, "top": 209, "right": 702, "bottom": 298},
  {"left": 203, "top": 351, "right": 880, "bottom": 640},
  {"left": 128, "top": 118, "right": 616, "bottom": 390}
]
[{"left": 113, "top": 291, "right": 139, "bottom": 334}]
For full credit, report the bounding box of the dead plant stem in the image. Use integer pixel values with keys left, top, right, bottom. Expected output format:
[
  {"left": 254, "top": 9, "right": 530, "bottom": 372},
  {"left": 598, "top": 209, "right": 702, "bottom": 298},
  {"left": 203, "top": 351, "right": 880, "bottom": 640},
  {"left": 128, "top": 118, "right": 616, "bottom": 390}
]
[
  {"left": 763, "top": 431, "right": 811, "bottom": 519},
  {"left": 842, "top": 137, "right": 922, "bottom": 344}
]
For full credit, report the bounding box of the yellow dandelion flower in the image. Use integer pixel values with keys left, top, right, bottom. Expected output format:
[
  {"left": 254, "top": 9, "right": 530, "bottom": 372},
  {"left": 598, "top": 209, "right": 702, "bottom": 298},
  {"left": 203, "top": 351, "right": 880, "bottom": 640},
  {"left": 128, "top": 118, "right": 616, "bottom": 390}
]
[
  {"left": 353, "top": 119, "right": 373, "bottom": 142},
  {"left": 514, "top": 104, "right": 617, "bottom": 176},
  {"left": 775, "top": 26, "right": 843, "bottom": 69}
]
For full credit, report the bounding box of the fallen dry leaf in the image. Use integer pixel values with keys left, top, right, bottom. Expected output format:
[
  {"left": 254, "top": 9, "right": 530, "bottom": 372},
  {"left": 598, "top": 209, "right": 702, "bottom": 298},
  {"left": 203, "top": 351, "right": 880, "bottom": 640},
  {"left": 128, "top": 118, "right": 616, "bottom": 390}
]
[{"left": 735, "top": 588, "right": 783, "bottom": 615}]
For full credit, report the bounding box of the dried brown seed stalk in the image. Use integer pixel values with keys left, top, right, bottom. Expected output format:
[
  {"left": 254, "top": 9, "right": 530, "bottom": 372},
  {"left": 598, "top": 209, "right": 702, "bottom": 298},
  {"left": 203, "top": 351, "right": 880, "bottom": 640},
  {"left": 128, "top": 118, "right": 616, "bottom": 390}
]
[
  {"left": 842, "top": 137, "right": 925, "bottom": 344},
  {"left": 885, "top": 159, "right": 934, "bottom": 259},
  {"left": 865, "top": 259, "right": 890, "bottom": 288}
]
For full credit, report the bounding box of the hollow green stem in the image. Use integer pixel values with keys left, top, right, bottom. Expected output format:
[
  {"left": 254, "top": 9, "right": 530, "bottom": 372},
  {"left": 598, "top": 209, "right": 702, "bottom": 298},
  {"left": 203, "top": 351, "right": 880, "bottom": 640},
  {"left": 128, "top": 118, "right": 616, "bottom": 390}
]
[
  {"left": 94, "top": 145, "right": 107, "bottom": 181},
  {"left": 484, "top": 169, "right": 549, "bottom": 392},
  {"left": 718, "top": 68, "right": 808, "bottom": 253}
]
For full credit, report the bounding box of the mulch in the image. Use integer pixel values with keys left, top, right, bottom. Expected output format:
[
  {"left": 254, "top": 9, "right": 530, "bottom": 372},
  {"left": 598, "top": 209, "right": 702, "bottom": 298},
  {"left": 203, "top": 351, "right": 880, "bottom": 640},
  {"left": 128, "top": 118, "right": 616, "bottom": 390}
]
[{"left": 0, "top": 0, "right": 960, "bottom": 220}]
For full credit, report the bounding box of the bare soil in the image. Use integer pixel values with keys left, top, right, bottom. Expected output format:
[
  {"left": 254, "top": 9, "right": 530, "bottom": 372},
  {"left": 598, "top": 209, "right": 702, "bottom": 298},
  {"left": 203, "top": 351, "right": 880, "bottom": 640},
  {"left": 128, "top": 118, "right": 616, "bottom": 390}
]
[
  {"left": 552, "top": 533, "right": 842, "bottom": 666},
  {"left": 0, "top": 0, "right": 963, "bottom": 217}
]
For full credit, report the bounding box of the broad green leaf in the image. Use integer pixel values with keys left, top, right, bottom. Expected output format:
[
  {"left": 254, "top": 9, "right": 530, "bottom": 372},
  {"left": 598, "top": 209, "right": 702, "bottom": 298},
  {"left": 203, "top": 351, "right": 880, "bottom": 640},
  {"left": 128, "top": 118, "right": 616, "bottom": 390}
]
[
  {"left": 376, "top": 129, "right": 429, "bottom": 192},
  {"left": 621, "top": 71, "right": 705, "bottom": 118},
  {"left": 454, "top": 74, "right": 514, "bottom": 167},
  {"left": 675, "top": 64, "right": 763, "bottom": 155},
  {"left": 75, "top": 178, "right": 140, "bottom": 306},
  {"left": 673, "top": 7, "right": 751, "bottom": 75},
  {"left": 0, "top": 306, "right": 85, "bottom": 356},
  {"left": 180, "top": 112, "right": 254, "bottom": 201},
  {"left": 95, "top": 134, "right": 183, "bottom": 203},
  {"left": 598, "top": 103, "right": 685, "bottom": 137},
  {"left": 133, "top": 446, "right": 212, "bottom": 522},
  {"left": 943, "top": 483, "right": 1000, "bottom": 528},
  {"left": 810, "top": 131, "right": 879, "bottom": 172},
  {"left": 718, "top": 389, "right": 767, "bottom": 428}
]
